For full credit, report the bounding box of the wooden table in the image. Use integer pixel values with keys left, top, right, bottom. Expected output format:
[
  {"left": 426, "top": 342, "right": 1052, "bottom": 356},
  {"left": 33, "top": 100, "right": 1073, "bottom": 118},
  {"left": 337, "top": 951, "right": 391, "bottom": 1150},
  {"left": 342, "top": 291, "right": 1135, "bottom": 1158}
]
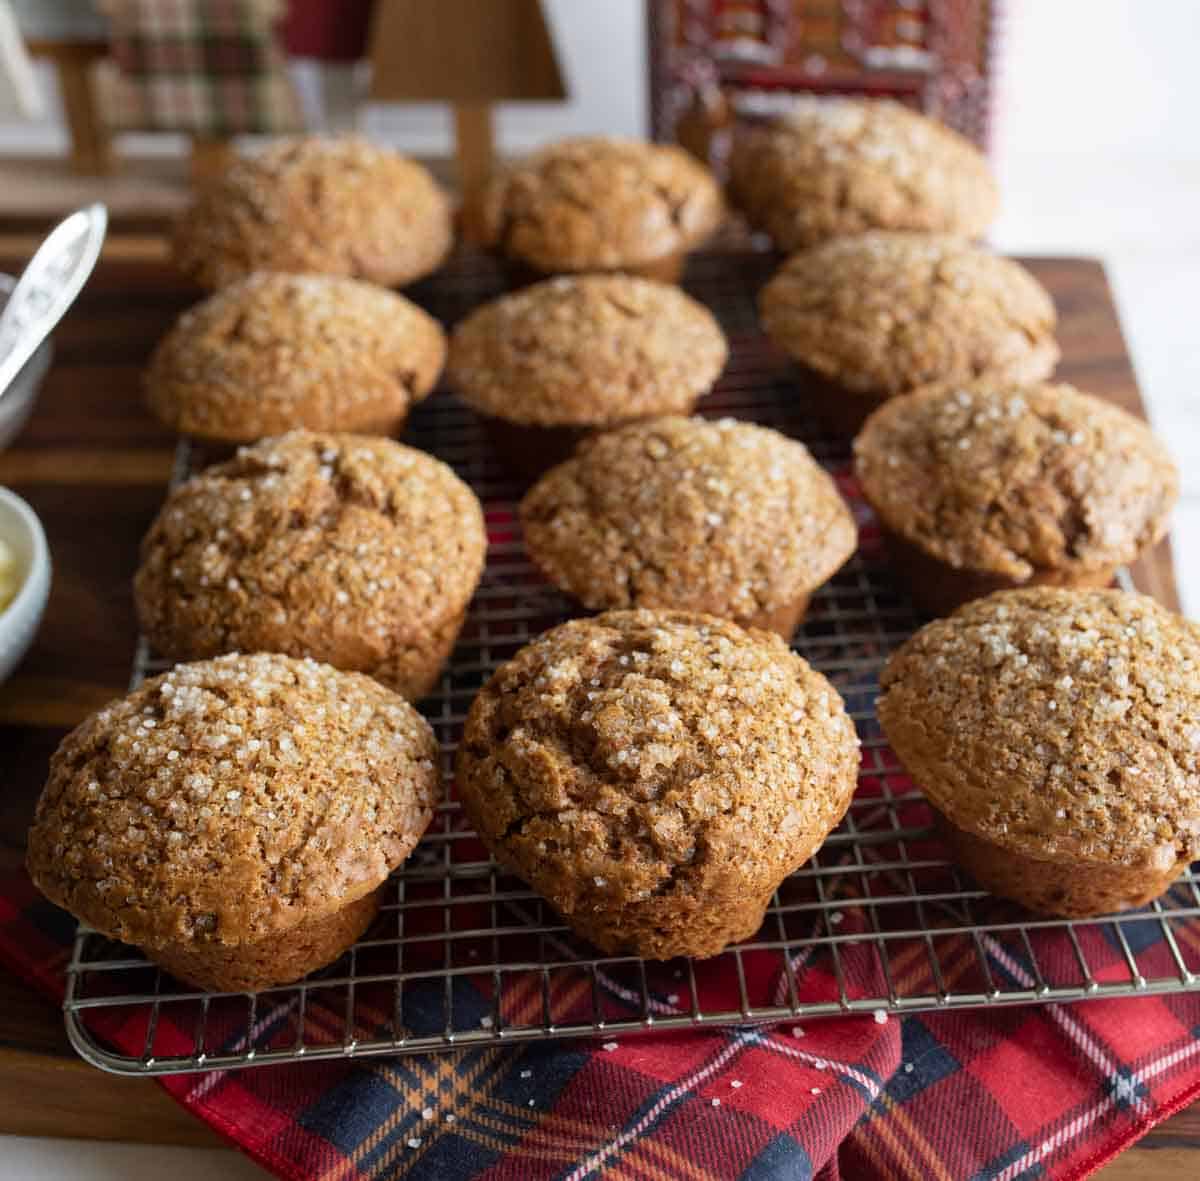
[{"left": 0, "top": 253, "right": 1194, "bottom": 1176}]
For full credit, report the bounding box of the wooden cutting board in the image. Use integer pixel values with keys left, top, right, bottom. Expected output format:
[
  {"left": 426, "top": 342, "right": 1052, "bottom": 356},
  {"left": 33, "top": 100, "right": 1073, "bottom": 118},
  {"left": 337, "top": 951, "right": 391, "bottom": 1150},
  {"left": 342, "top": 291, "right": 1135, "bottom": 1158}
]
[{"left": 0, "top": 254, "right": 1192, "bottom": 1175}]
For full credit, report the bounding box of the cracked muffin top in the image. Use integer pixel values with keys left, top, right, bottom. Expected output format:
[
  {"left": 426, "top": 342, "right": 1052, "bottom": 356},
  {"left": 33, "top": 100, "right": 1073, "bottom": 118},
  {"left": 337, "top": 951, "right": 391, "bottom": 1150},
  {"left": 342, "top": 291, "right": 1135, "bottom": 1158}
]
[
  {"left": 521, "top": 417, "right": 856, "bottom": 620},
  {"left": 879, "top": 589, "right": 1200, "bottom": 870},
  {"left": 760, "top": 233, "right": 1058, "bottom": 397},
  {"left": 465, "top": 136, "right": 724, "bottom": 273},
  {"left": 729, "top": 97, "right": 998, "bottom": 252},
  {"left": 855, "top": 380, "right": 1178, "bottom": 581},
  {"left": 172, "top": 135, "right": 453, "bottom": 290},
  {"left": 145, "top": 272, "right": 446, "bottom": 444},
  {"left": 456, "top": 609, "right": 860, "bottom": 948},
  {"left": 27, "top": 652, "right": 439, "bottom": 949},
  {"left": 133, "top": 431, "right": 486, "bottom": 695},
  {"left": 447, "top": 275, "right": 728, "bottom": 427}
]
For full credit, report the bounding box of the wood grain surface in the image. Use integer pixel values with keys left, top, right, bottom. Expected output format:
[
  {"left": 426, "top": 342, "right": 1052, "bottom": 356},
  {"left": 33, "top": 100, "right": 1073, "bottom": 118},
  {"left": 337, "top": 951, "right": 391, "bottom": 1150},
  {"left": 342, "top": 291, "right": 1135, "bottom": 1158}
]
[{"left": 0, "top": 254, "right": 1192, "bottom": 1175}]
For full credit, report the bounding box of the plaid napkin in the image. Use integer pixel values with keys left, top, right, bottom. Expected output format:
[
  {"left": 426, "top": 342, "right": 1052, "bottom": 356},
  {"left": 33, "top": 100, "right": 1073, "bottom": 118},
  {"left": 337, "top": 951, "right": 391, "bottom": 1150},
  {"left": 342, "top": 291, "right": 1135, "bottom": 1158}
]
[
  {"left": 3, "top": 858, "right": 1199, "bottom": 1179},
  {"left": 99, "top": 0, "right": 302, "bottom": 134}
]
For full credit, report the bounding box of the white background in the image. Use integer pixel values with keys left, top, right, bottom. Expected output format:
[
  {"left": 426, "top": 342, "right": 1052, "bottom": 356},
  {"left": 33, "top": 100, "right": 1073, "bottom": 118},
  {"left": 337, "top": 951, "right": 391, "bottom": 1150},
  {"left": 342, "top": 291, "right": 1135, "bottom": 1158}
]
[{"left": 1, "top": 0, "right": 1198, "bottom": 1175}]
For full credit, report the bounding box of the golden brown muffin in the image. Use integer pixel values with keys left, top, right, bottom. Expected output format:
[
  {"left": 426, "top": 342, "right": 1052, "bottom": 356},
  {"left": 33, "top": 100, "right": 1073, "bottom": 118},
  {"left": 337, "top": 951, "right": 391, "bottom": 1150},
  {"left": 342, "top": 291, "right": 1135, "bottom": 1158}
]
[
  {"left": 456, "top": 609, "right": 860, "bottom": 959},
  {"left": 134, "top": 431, "right": 486, "bottom": 700},
  {"left": 729, "top": 97, "right": 998, "bottom": 252},
  {"left": 448, "top": 275, "right": 728, "bottom": 477},
  {"left": 27, "top": 652, "right": 440, "bottom": 991},
  {"left": 172, "top": 135, "right": 453, "bottom": 290},
  {"left": 854, "top": 381, "right": 1178, "bottom": 615},
  {"left": 760, "top": 233, "right": 1059, "bottom": 436},
  {"left": 521, "top": 417, "right": 856, "bottom": 638},
  {"left": 145, "top": 272, "right": 446, "bottom": 445},
  {"left": 464, "top": 136, "right": 724, "bottom": 283},
  {"left": 878, "top": 588, "right": 1200, "bottom": 917}
]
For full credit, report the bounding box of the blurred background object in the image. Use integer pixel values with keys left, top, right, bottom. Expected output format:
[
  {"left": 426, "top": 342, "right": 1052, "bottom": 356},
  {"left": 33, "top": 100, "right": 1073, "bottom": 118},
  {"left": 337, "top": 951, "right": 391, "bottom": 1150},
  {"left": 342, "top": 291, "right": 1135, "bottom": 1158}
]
[
  {"left": 281, "top": 0, "right": 374, "bottom": 131},
  {"left": 649, "top": 0, "right": 996, "bottom": 169},
  {"left": 12, "top": 0, "right": 109, "bottom": 172},
  {"left": 368, "top": 0, "right": 566, "bottom": 193},
  {"left": 0, "top": 2, "right": 42, "bottom": 122},
  {"left": 96, "top": 0, "right": 302, "bottom": 181}
]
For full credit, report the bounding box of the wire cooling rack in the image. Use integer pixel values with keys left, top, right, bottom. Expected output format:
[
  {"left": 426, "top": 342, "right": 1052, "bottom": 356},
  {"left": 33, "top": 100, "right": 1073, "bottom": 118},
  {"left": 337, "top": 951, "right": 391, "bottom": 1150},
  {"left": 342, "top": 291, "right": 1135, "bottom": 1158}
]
[{"left": 64, "top": 250, "right": 1200, "bottom": 1076}]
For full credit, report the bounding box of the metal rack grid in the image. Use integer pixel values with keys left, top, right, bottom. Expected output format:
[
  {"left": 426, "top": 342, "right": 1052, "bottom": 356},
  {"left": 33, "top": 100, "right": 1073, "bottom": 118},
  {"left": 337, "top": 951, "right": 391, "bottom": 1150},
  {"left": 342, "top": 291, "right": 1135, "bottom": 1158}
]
[{"left": 63, "top": 250, "right": 1200, "bottom": 1076}]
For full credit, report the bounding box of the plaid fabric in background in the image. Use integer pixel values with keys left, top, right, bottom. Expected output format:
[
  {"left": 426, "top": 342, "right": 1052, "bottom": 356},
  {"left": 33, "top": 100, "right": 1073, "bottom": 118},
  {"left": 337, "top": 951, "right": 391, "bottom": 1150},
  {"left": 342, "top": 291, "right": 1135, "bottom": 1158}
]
[
  {"left": 3, "top": 837, "right": 1200, "bottom": 1177},
  {"left": 99, "top": 0, "right": 302, "bottom": 134}
]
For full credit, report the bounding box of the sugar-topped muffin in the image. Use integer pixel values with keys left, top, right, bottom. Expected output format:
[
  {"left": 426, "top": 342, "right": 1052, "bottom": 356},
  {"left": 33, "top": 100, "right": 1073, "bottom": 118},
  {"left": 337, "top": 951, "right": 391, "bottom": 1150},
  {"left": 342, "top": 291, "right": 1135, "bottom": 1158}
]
[
  {"left": 27, "top": 652, "right": 440, "bottom": 991},
  {"left": 879, "top": 588, "right": 1200, "bottom": 916},
  {"left": 729, "top": 97, "right": 997, "bottom": 252},
  {"left": 448, "top": 275, "right": 728, "bottom": 477},
  {"left": 172, "top": 135, "right": 453, "bottom": 290},
  {"left": 465, "top": 136, "right": 724, "bottom": 283},
  {"left": 457, "top": 609, "right": 860, "bottom": 959},
  {"left": 855, "top": 380, "right": 1178, "bottom": 614},
  {"left": 521, "top": 417, "right": 856, "bottom": 638},
  {"left": 145, "top": 272, "right": 446, "bottom": 445},
  {"left": 760, "top": 233, "right": 1058, "bottom": 435},
  {"left": 134, "top": 431, "right": 486, "bottom": 700}
]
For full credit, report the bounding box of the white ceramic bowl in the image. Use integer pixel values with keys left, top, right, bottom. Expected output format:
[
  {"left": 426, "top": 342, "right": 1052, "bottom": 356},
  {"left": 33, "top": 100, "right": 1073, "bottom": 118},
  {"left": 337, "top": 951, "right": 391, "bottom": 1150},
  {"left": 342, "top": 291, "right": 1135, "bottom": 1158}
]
[
  {"left": 0, "top": 272, "right": 54, "bottom": 451},
  {"left": 0, "top": 486, "right": 51, "bottom": 683}
]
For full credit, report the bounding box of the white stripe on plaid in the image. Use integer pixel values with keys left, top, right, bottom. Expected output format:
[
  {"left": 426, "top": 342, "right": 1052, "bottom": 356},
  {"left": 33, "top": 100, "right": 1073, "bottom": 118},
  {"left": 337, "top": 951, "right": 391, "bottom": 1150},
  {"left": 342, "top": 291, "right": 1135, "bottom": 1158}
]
[
  {"left": 992, "top": 1031, "right": 1200, "bottom": 1181},
  {"left": 756, "top": 1028, "right": 885, "bottom": 1101},
  {"left": 563, "top": 1030, "right": 757, "bottom": 1181},
  {"left": 981, "top": 932, "right": 1149, "bottom": 1116}
]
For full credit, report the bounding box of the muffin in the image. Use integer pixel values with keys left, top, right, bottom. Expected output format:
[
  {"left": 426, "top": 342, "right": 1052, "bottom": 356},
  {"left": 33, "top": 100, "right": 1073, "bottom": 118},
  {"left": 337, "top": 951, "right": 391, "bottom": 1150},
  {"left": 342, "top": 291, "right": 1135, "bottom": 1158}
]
[
  {"left": 729, "top": 97, "right": 998, "bottom": 252},
  {"left": 134, "top": 431, "right": 486, "bottom": 700},
  {"left": 456, "top": 609, "right": 860, "bottom": 959},
  {"left": 27, "top": 652, "right": 440, "bottom": 992},
  {"left": 464, "top": 136, "right": 724, "bottom": 283},
  {"left": 447, "top": 275, "right": 728, "bottom": 477},
  {"left": 521, "top": 417, "right": 856, "bottom": 638},
  {"left": 760, "top": 233, "right": 1059, "bottom": 435},
  {"left": 854, "top": 380, "right": 1179, "bottom": 616},
  {"left": 172, "top": 135, "right": 453, "bottom": 290},
  {"left": 878, "top": 588, "right": 1200, "bottom": 917},
  {"left": 145, "top": 272, "right": 446, "bottom": 446}
]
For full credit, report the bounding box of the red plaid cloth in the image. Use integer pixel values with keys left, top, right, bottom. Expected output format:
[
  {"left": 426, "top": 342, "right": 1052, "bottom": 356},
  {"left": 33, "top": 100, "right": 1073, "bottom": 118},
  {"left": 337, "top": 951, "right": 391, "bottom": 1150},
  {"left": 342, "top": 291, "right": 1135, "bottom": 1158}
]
[{"left": 3, "top": 859, "right": 1199, "bottom": 1178}]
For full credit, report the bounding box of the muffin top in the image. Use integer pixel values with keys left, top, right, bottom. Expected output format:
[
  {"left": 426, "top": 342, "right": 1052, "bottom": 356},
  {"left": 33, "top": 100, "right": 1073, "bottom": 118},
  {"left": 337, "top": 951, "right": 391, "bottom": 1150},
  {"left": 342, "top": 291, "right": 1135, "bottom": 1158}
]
[
  {"left": 729, "top": 97, "right": 998, "bottom": 251},
  {"left": 134, "top": 430, "right": 486, "bottom": 665},
  {"left": 760, "top": 233, "right": 1058, "bottom": 398},
  {"left": 879, "top": 588, "right": 1200, "bottom": 870},
  {"left": 855, "top": 381, "right": 1178, "bottom": 580},
  {"left": 466, "top": 136, "right": 724, "bottom": 272},
  {"left": 447, "top": 275, "right": 728, "bottom": 427},
  {"left": 521, "top": 417, "right": 856, "bottom": 618},
  {"left": 457, "top": 609, "right": 860, "bottom": 917},
  {"left": 145, "top": 272, "right": 446, "bottom": 444},
  {"left": 172, "top": 135, "right": 453, "bottom": 290},
  {"left": 27, "top": 652, "right": 440, "bottom": 949}
]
